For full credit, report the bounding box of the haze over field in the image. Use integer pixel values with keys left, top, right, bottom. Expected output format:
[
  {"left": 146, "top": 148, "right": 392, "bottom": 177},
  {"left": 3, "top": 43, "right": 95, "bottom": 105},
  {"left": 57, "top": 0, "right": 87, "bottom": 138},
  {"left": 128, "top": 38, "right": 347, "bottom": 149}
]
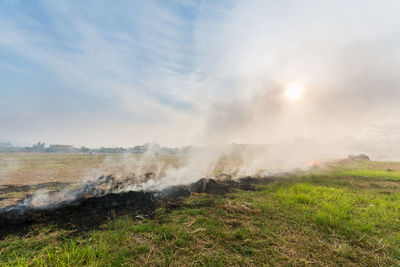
[{"left": 1, "top": 0, "right": 400, "bottom": 163}]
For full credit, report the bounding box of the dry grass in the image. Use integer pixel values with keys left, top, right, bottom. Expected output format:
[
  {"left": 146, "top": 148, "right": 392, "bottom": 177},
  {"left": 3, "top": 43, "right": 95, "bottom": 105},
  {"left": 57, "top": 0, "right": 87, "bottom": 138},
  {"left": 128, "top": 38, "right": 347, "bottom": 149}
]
[
  {"left": 0, "top": 153, "right": 190, "bottom": 185},
  {"left": 0, "top": 153, "right": 108, "bottom": 185}
]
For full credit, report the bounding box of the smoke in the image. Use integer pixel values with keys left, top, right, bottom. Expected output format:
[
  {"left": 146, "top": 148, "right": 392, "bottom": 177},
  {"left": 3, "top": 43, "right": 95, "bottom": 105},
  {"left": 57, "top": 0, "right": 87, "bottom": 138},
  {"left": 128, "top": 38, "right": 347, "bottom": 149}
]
[
  {"left": 2, "top": 0, "right": 400, "bottom": 148},
  {"left": 2, "top": 1, "right": 400, "bottom": 211}
]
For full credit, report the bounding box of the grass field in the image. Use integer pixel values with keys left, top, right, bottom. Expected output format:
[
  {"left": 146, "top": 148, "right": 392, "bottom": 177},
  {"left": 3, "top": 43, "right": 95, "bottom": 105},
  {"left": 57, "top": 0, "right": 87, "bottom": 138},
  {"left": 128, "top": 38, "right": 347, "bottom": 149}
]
[
  {"left": 0, "top": 153, "right": 111, "bottom": 185},
  {"left": 1, "top": 156, "right": 400, "bottom": 265}
]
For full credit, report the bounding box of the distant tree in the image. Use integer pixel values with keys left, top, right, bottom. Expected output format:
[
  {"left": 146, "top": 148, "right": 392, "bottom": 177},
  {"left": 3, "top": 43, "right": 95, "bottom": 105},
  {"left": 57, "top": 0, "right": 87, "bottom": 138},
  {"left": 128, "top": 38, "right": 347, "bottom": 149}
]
[
  {"left": 79, "top": 146, "right": 91, "bottom": 153},
  {"left": 32, "top": 142, "right": 46, "bottom": 152},
  {"left": 0, "top": 142, "right": 13, "bottom": 152},
  {"left": 0, "top": 142, "right": 12, "bottom": 148}
]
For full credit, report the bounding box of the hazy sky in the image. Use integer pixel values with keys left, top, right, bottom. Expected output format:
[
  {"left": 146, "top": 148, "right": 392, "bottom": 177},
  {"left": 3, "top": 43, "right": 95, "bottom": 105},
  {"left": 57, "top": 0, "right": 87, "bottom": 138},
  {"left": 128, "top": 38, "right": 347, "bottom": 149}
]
[{"left": 1, "top": 0, "right": 400, "bottom": 147}]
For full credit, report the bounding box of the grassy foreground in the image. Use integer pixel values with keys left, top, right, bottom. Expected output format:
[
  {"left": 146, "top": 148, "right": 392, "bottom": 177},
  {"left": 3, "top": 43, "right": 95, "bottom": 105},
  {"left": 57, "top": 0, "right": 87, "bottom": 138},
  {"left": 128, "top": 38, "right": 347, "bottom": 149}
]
[{"left": 2, "top": 160, "right": 400, "bottom": 266}]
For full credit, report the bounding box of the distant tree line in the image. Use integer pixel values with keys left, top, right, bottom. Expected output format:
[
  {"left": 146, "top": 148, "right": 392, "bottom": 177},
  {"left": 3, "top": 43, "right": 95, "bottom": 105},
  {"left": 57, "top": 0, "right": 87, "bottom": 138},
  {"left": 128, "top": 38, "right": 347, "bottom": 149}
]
[{"left": 0, "top": 141, "right": 195, "bottom": 155}]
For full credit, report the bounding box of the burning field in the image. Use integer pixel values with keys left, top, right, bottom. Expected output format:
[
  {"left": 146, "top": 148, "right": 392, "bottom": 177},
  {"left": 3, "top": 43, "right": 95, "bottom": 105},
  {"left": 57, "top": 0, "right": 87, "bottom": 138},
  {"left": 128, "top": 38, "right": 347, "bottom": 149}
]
[
  {"left": 0, "top": 172, "right": 276, "bottom": 237},
  {"left": 0, "top": 148, "right": 291, "bottom": 210},
  {"left": 1, "top": 153, "right": 400, "bottom": 265},
  {"left": 0, "top": 152, "right": 280, "bottom": 237}
]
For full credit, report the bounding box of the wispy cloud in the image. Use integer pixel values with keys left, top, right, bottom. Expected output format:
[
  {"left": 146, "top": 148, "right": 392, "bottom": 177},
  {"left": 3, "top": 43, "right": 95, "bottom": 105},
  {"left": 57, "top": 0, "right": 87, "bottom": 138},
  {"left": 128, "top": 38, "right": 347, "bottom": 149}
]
[{"left": 1, "top": 0, "right": 400, "bottom": 147}]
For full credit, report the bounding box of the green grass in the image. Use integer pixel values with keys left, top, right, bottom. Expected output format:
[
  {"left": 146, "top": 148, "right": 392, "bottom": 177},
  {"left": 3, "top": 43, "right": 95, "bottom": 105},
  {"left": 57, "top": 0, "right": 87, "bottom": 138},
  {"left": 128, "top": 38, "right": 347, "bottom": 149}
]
[
  {"left": 2, "top": 159, "right": 400, "bottom": 265},
  {"left": 318, "top": 158, "right": 400, "bottom": 180},
  {"left": 335, "top": 169, "right": 400, "bottom": 180}
]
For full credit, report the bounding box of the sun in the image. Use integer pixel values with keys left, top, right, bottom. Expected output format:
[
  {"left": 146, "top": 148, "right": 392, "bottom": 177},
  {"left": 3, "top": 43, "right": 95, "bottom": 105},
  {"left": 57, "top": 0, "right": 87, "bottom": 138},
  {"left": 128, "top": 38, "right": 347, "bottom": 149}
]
[{"left": 285, "top": 84, "right": 303, "bottom": 100}]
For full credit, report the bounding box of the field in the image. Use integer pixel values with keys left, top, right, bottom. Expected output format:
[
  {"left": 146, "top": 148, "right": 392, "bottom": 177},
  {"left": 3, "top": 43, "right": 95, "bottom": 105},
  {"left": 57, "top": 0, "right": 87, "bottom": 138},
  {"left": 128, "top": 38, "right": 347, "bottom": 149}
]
[
  {"left": 0, "top": 153, "right": 185, "bottom": 207},
  {"left": 1, "top": 154, "right": 400, "bottom": 266},
  {"left": 0, "top": 153, "right": 189, "bottom": 185}
]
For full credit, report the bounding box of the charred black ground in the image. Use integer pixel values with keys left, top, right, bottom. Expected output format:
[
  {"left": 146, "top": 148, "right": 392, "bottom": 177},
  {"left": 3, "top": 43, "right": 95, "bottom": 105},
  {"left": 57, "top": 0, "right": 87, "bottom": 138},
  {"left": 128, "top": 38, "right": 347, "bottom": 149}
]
[{"left": 0, "top": 176, "right": 277, "bottom": 239}]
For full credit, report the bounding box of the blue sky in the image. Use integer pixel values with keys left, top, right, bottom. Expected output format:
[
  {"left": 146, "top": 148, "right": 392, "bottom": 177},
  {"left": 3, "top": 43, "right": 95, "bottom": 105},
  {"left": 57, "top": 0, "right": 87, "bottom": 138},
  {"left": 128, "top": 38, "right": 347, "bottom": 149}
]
[
  {"left": 1, "top": 0, "right": 400, "bottom": 147},
  {"left": 0, "top": 0, "right": 209, "bottom": 146}
]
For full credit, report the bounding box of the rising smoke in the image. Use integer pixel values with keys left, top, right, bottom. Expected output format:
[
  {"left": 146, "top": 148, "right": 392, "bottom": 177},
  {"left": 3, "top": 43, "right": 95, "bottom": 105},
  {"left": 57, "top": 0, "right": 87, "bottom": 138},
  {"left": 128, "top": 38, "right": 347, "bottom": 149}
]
[{"left": 2, "top": 1, "right": 400, "bottom": 210}]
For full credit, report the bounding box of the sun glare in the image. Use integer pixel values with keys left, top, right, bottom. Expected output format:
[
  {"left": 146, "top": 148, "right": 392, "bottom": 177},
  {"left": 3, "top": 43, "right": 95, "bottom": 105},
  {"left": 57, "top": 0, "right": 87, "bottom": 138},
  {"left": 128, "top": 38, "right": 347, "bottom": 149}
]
[{"left": 285, "top": 84, "right": 303, "bottom": 100}]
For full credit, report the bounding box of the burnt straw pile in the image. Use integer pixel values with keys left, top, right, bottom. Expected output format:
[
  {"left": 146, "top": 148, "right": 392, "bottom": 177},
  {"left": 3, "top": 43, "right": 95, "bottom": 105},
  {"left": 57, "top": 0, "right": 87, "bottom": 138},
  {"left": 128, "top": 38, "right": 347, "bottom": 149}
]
[{"left": 0, "top": 175, "right": 277, "bottom": 238}]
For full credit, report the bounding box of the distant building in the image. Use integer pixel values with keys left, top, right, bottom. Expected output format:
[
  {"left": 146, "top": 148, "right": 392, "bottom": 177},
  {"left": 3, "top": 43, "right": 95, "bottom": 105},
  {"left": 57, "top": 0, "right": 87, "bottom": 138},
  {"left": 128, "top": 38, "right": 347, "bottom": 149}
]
[{"left": 49, "top": 145, "right": 73, "bottom": 152}]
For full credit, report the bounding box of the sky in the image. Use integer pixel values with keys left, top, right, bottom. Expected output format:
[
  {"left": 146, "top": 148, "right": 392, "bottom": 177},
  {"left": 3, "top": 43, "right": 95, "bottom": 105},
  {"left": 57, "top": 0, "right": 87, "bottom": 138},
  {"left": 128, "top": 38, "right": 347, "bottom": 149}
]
[{"left": 1, "top": 0, "right": 400, "bottom": 148}]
